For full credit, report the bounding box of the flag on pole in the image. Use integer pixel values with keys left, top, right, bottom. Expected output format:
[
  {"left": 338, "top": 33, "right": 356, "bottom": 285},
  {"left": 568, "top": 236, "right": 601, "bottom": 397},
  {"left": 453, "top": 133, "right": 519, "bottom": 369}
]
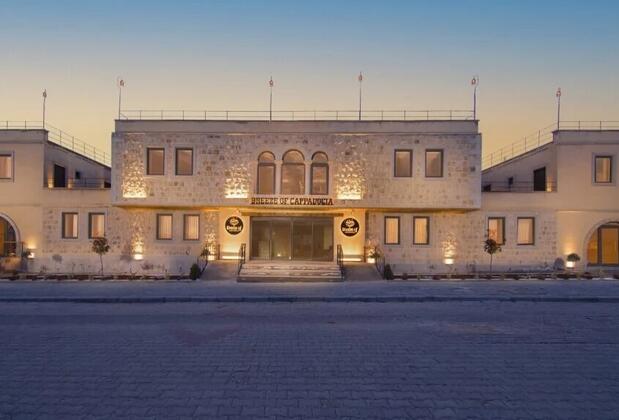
[
  {"left": 119, "top": 79, "right": 125, "bottom": 87},
  {"left": 556, "top": 87, "right": 561, "bottom": 98},
  {"left": 269, "top": 77, "right": 274, "bottom": 87},
  {"left": 42, "top": 89, "right": 47, "bottom": 98},
  {"left": 471, "top": 76, "right": 477, "bottom": 86},
  {"left": 358, "top": 72, "right": 363, "bottom": 82}
]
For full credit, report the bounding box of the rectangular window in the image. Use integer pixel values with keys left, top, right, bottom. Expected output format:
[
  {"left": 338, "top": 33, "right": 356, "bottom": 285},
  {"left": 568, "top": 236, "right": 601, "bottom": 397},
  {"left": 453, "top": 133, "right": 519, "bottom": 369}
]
[
  {"left": 156, "top": 214, "right": 173, "bottom": 240},
  {"left": 147, "top": 148, "right": 165, "bottom": 175},
  {"left": 384, "top": 216, "right": 400, "bottom": 245},
  {"left": 425, "top": 150, "right": 443, "bottom": 178},
  {"left": 88, "top": 213, "right": 105, "bottom": 238},
  {"left": 517, "top": 217, "right": 535, "bottom": 245},
  {"left": 53, "top": 164, "right": 66, "bottom": 188},
  {"left": 183, "top": 214, "right": 200, "bottom": 241},
  {"left": 311, "top": 165, "right": 328, "bottom": 195},
  {"left": 487, "top": 217, "right": 505, "bottom": 245},
  {"left": 62, "top": 212, "right": 78, "bottom": 239},
  {"left": 394, "top": 150, "right": 412, "bottom": 177},
  {"left": 413, "top": 216, "right": 429, "bottom": 245},
  {"left": 0, "top": 154, "right": 13, "bottom": 179},
  {"left": 257, "top": 164, "right": 275, "bottom": 194},
  {"left": 594, "top": 156, "right": 612, "bottom": 183},
  {"left": 175, "top": 148, "right": 193, "bottom": 176}
]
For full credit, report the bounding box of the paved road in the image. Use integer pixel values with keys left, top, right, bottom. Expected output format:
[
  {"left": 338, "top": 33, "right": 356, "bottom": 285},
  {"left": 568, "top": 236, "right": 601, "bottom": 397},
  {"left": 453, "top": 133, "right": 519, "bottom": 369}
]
[
  {"left": 2, "top": 279, "right": 619, "bottom": 301},
  {"left": 1, "top": 301, "right": 618, "bottom": 419}
]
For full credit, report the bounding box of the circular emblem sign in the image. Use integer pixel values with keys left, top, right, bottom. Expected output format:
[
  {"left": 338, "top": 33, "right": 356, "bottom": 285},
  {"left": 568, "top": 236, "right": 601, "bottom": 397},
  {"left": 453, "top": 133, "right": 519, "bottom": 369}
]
[
  {"left": 340, "top": 218, "right": 360, "bottom": 237},
  {"left": 225, "top": 217, "right": 243, "bottom": 235}
]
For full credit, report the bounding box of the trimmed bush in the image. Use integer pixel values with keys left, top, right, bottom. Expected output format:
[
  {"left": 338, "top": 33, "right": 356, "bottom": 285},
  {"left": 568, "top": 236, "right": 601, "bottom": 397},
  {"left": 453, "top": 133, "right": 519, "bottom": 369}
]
[
  {"left": 189, "top": 263, "right": 201, "bottom": 280},
  {"left": 383, "top": 264, "right": 394, "bottom": 280}
]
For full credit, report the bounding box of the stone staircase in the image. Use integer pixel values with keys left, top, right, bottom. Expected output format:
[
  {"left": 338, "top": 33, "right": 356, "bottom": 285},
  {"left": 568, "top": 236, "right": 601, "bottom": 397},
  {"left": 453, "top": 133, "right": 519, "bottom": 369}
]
[{"left": 237, "top": 261, "right": 343, "bottom": 282}]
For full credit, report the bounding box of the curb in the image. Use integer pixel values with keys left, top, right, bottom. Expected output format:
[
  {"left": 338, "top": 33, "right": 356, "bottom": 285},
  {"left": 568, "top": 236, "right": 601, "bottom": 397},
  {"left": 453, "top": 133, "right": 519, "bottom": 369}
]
[{"left": 1, "top": 296, "right": 619, "bottom": 304}]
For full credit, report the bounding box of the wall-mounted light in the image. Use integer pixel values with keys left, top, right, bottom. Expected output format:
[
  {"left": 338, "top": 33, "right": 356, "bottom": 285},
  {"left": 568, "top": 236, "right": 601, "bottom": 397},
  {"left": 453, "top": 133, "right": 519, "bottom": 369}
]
[
  {"left": 133, "top": 253, "right": 144, "bottom": 261},
  {"left": 566, "top": 260, "right": 575, "bottom": 269},
  {"left": 444, "top": 257, "right": 454, "bottom": 265}
]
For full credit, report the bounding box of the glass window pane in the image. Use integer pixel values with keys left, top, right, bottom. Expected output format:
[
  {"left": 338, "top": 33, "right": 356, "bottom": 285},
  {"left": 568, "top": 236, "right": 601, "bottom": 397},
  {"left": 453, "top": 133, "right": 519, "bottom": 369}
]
[
  {"left": 148, "top": 149, "right": 165, "bottom": 175},
  {"left": 394, "top": 150, "right": 411, "bottom": 177},
  {"left": 0, "top": 217, "right": 17, "bottom": 257},
  {"left": 414, "top": 217, "right": 429, "bottom": 245},
  {"left": 385, "top": 217, "right": 400, "bottom": 244},
  {"left": 89, "top": 214, "right": 105, "bottom": 238},
  {"left": 258, "top": 152, "right": 275, "bottom": 162},
  {"left": 176, "top": 149, "right": 193, "bottom": 175},
  {"left": 426, "top": 150, "right": 443, "bottom": 177},
  {"left": 257, "top": 165, "right": 275, "bottom": 194},
  {"left": 311, "top": 165, "right": 328, "bottom": 194},
  {"left": 312, "top": 152, "right": 328, "bottom": 163},
  {"left": 281, "top": 164, "right": 305, "bottom": 194},
  {"left": 488, "top": 218, "right": 504, "bottom": 244},
  {"left": 587, "top": 230, "right": 599, "bottom": 264},
  {"left": 157, "top": 214, "right": 173, "bottom": 240},
  {"left": 251, "top": 220, "right": 271, "bottom": 259},
  {"left": 184, "top": 215, "right": 199, "bottom": 240},
  {"left": 600, "top": 227, "right": 619, "bottom": 265},
  {"left": 0, "top": 155, "right": 12, "bottom": 179},
  {"left": 517, "top": 218, "right": 534, "bottom": 245},
  {"left": 595, "top": 157, "right": 612, "bottom": 183},
  {"left": 271, "top": 220, "right": 291, "bottom": 259},
  {"left": 283, "top": 150, "right": 304, "bottom": 162},
  {"left": 63, "top": 213, "right": 78, "bottom": 238},
  {"left": 312, "top": 220, "right": 333, "bottom": 261}
]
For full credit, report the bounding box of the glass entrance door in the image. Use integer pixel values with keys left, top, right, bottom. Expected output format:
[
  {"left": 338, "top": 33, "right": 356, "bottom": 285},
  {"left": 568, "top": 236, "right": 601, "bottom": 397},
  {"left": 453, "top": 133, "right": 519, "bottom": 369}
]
[{"left": 250, "top": 217, "right": 333, "bottom": 261}]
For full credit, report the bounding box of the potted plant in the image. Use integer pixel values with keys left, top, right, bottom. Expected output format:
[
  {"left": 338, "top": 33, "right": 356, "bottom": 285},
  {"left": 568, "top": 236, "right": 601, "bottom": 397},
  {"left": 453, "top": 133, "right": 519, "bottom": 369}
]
[
  {"left": 566, "top": 253, "right": 580, "bottom": 270},
  {"left": 483, "top": 238, "right": 502, "bottom": 274}
]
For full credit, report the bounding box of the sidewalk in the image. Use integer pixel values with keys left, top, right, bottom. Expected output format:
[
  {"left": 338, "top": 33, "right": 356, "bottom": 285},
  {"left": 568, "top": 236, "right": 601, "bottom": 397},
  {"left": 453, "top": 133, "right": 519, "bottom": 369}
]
[{"left": 1, "top": 278, "right": 619, "bottom": 303}]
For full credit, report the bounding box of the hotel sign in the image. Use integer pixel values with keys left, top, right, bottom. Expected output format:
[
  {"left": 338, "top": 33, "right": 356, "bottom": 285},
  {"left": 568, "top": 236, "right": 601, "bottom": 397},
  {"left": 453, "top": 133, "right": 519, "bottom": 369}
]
[
  {"left": 250, "top": 196, "right": 334, "bottom": 206},
  {"left": 225, "top": 216, "right": 244, "bottom": 235},
  {"left": 340, "top": 218, "right": 360, "bottom": 236}
]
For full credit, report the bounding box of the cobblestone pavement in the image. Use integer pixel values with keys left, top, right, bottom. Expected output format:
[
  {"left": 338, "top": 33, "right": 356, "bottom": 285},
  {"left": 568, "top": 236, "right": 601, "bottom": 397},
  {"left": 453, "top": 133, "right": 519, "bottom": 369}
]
[
  {"left": 1, "top": 301, "right": 619, "bottom": 419},
  {"left": 1, "top": 279, "right": 619, "bottom": 301}
]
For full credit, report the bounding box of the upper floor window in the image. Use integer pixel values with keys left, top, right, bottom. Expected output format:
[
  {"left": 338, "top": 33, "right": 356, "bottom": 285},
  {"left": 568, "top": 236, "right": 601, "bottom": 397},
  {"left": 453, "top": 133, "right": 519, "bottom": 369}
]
[
  {"left": 0, "top": 154, "right": 13, "bottom": 180},
  {"left": 62, "top": 212, "right": 78, "bottom": 239},
  {"left": 88, "top": 213, "right": 105, "bottom": 238},
  {"left": 384, "top": 216, "right": 400, "bottom": 245},
  {"left": 281, "top": 150, "right": 305, "bottom": 195},
  {"left": 175, "top": 148, "right": 193, "bottom": 176},
  {"left": 413, "top": 216, "right": 429, "bottom": 245},
  {"left": 311, "top": 152, "right": 329, "bottom": 195},
  {"left": 594, "top": 156, "right": 612, "bottom": 184},
  {"left": 53, "top": 164, "right": 66, "bottom": 188},
  {"left": 257, "top": 152, "right": 276, "bottom": 195},
  {"left": 533, "top": 167, "right": 546, "bottom": 191},
  {"left": 183, "top": 214, "right": 200, "bottom": 241},
  {"left": 394, "top": 150, "right": 412, "bottom": 177},
  {"left": 517, "top": 217, "right": 535, "bottom": 245},
  {"left": 425, "top": 150, "right": 443, "bottom": 178},
  {"left": 487, "top": 217, "right": 505, "bottom": 245},
  {"left": 156, "top": 214, "right": 173, "bottom": 240},
  {"left": 147, "top": 148, "right": 165, "bottom": 175}
]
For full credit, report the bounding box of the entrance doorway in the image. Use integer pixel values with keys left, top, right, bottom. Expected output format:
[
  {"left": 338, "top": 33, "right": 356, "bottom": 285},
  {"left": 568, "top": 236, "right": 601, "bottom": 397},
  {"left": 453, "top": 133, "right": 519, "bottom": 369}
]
[{"left": 250, "top": 217, "right": 334, "bottom": 261}]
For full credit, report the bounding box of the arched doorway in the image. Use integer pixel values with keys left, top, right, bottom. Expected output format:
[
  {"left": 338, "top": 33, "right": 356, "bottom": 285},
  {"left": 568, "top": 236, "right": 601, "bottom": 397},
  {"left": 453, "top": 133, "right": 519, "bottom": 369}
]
[
  {"left": 0, "top": 214, "right": 18, "bottom": 258},
  {"left": 586, "top": 222, "right": 619, "bottom": 266}
]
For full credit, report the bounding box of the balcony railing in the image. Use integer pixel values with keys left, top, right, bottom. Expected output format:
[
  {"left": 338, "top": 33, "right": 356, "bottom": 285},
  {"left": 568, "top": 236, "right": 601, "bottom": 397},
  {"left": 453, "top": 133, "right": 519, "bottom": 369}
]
[
  {"left": 119, "top": 109, "right": 475, "bottom": 121},
  {"left": 0, "top": 121, "right": 111, "bottom": 167},
  {"left": 482, "top": 181, "right": 557, "bottom": 193},
  {"left": 46, "top": 178, "right": 111, "bottom": 189},
  {"left": 558, "top": 120, "right": 619, "bottom": 130}
]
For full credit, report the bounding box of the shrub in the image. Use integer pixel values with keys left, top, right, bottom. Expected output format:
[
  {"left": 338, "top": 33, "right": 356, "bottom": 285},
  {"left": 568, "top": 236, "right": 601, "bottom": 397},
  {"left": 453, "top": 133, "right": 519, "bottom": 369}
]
[
  {"left": 483, "top": 238, "right": 502, "bottom": 273},
  {"left": 567, "top": 253, "right": 581, "bottom": 263},
  {"left": 401, "top": 272, "right": 408, "bottom": 280},
  {"left": 383, "top": 264, "right": 394, "bottom": 280},
  {"left": 92, "top": 237, "right": 110, "bottom": 275},
  {"left": 189, "top": 263, "right": 201, "bottom": 280}
]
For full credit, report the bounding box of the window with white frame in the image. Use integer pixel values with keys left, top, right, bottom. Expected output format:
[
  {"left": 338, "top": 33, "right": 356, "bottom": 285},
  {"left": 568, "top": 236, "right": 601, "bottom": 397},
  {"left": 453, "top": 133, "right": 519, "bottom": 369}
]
[
  {"left": 157, "top": 214, "right": 173, "bottom": 240},
  {"left": 183, "top": 215, "right": 200, "bottom": 241}
]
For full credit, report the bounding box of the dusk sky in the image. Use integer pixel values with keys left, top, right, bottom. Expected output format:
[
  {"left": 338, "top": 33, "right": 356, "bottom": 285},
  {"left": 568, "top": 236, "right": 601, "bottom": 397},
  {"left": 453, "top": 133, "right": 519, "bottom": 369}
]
[{"left": 1, "top": 0, "right": 618, "bottom": 155}]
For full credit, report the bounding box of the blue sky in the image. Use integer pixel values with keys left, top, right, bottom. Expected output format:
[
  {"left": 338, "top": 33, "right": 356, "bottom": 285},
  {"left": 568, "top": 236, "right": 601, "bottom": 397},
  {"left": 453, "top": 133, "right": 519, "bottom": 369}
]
[{"left": 1, "top": 0, "right": 618, "bottom": 153}]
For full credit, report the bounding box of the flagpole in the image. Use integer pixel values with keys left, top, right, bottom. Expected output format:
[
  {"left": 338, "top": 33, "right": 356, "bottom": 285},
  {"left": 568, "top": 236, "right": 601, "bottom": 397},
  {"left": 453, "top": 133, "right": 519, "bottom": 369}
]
[
  {"left": 471, "top": 75, "right": 479, "bottom": 120},
  {"left": 117, "top": 77, "right": 124, "bottom": 120},
  {"left": 556, "top": 87, "right": 562, "bottom": 130},
  {"left": 269, "top": 76, "right": 274, "bottom": 121},
  {"left": 358, "top": 72, "right": 363, "bottom": 121},
  {"left": 42, "top": 89, "right": 47, "bottom": 128}
]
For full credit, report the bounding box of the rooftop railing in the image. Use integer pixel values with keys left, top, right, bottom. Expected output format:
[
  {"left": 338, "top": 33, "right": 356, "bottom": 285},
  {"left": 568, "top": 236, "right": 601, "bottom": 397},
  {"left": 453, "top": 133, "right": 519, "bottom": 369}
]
[
  {"left": 119, "top": 109, "right": 475, "bottom": 121},
  {"left": 482, "top": 181, "right": 557, "bottom": 193},
  {"left": 482, "top": 120, "right": 619, "bottom": 170},
  {"left": 0, "top": 121, "right": 111, "bottom": 167}
]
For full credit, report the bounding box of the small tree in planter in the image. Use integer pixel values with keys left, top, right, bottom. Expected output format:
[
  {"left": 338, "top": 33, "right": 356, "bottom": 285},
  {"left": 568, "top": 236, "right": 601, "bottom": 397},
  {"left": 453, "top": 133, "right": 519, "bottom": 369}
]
[
  {"left": 198, "top": 245, "right": 210, "bottom": 275},
  {"left": 483, "top": 238, "right": 502, "bottom": 274},
  {"left": 92, "top": 237, "right": 110, "bottom": 275},
  {"left": 566, "top": 253, "right": 581, "bottom": 270}
]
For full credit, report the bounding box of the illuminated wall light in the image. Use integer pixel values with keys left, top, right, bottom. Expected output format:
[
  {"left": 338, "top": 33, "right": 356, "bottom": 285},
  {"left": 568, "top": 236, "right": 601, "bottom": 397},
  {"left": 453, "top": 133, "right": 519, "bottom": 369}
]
[
  {"left": 566, "top": 260, "right": 575, "bottom": 269},
  {"left": 133, "top": 253, "right": 144, "bottom": 261},
  {"left": 224, "top": 192, "right": 248, "bottom": 199},
  {"left": 342, "top": 257, "right": 363, "bottom": 262},
  {"left": 367, "top": 257, "right": 376, "bottom": 264},
  {"left": 337, "top": 193, "right": 362, "bottom": 200},
  {"left": 443, "top": 257, "right": 454, "bottom": 265}
]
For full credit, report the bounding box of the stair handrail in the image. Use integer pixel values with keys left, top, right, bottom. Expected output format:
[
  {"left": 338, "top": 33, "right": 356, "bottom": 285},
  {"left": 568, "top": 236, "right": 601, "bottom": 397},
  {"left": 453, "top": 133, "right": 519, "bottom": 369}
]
[
  {"left": 237, "top": 243, "right": 246, "bottom": 275},
  {"left": 336, "top": 244, "right": 344, "bottom": 279}
]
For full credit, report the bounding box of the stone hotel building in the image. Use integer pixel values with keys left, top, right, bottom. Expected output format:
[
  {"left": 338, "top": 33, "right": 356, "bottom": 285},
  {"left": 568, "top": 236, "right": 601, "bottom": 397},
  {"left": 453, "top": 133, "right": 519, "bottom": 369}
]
[{"left": 0, "top": 111, "right": 618, "bottom": 279}]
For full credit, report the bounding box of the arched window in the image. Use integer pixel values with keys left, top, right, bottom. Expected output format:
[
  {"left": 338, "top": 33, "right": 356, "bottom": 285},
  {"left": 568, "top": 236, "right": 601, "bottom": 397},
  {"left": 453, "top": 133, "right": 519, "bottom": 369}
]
[
  {"left": 587, "top": 222, "right": 619, "bottom": 265},
  {"left": 0, "top": 216, "right": 17, "bottom": 257},
  {"left": 257, "top": 152, "right": 276, "bottom": 195},
  {"left": 311, "top": 152, "right": 329, "bottom": 195},
  {"left": 281, "top": 150, "right": 305, "bottom": 195}
]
